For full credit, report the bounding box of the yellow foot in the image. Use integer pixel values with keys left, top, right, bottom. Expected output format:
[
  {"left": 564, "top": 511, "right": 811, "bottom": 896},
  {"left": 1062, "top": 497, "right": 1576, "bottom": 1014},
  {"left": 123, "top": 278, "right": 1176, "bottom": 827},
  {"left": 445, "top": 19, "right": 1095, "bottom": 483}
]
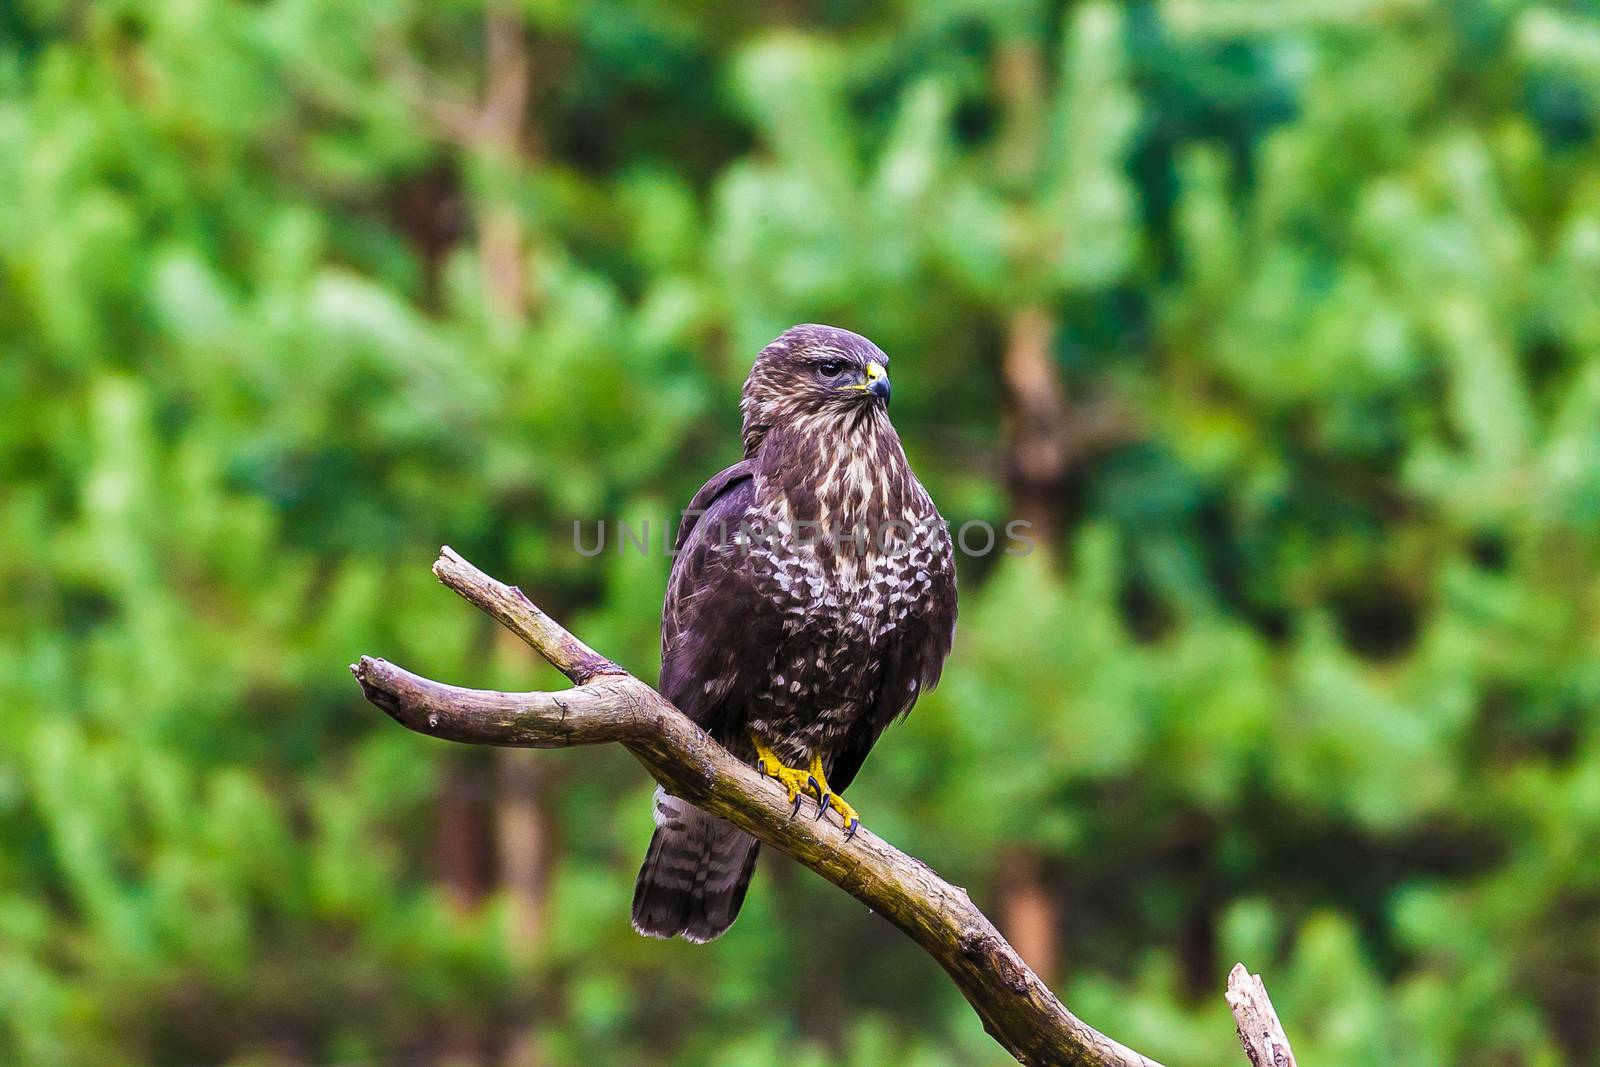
[
  {"left": 754, "top": 736, "right": 811, "bottom": 810},
  {"left": 752, "top": 739, "right": 861, "bottom": 840},
  {"left": 805, "top": 753, "right": 861, "bottom": 841}
]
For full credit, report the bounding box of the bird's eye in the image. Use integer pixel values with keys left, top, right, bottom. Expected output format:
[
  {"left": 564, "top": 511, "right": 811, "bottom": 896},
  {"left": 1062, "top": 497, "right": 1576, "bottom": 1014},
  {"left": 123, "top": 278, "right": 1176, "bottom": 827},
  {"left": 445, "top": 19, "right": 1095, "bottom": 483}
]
[{"left": 817, "top": 360, "right": 845, "bottom": 377}]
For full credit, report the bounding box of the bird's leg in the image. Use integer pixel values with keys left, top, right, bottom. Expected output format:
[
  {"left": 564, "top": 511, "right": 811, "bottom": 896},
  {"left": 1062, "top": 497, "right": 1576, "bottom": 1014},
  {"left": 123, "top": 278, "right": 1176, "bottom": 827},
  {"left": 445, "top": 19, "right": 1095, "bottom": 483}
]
[
  {"left": 805, "top": 752, "right": 861, "bottom": 841},
  {"left": 752, "top": 737, "right": 861, "bottom": 839},
  {"left": 753, "top": 734, "right": 813, "bottom": 819}
]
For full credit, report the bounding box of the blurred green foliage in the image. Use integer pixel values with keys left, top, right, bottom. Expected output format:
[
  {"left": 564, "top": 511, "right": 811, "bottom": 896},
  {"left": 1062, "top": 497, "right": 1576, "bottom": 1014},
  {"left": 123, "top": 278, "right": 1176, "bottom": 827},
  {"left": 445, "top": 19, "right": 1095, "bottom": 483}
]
[{"left": 4, "top": 1, "right": 1600, "bottom": 1064}]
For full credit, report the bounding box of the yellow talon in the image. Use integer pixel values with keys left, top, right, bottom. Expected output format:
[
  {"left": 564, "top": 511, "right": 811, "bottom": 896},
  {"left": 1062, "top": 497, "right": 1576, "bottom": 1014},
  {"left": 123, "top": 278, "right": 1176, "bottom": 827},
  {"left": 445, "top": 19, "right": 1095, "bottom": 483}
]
[
  {"left": 805, "top": 753, "right": 861, "bottom": 840},
  {"left": 754, "top": 735, "right": 812, "bottom": 809},
  {"left": 752, "top": 740, "right": 862, "bottom": 840}
]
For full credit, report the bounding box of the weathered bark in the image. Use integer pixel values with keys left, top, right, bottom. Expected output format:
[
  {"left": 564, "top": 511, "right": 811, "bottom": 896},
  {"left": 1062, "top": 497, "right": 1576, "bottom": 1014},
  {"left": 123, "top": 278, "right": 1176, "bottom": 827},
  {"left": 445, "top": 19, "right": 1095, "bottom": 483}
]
[
  {"left": 353, "top": 546, "right": 1293, "bottom": 1067},
  {"left": 1226, "top": 964, "right": 1299, "bottom": 1067}
]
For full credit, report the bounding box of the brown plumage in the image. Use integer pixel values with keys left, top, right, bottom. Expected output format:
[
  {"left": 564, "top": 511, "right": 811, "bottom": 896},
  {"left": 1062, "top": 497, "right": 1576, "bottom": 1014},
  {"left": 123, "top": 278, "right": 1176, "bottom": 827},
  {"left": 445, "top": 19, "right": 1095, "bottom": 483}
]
[{"left": 632, "top": 324, "right": 957, "bottom": 942}]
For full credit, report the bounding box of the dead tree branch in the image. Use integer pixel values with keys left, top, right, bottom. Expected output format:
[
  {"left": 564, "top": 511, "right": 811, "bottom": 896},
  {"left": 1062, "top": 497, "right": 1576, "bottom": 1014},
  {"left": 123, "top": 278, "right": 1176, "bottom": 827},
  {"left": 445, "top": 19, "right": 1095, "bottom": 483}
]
[
  {"left": 1227, "top": 964, "right": 1299, "bottom": 1067},
  {"left": 353, "top": 546, "right": 1292, "bottom": 1067}
]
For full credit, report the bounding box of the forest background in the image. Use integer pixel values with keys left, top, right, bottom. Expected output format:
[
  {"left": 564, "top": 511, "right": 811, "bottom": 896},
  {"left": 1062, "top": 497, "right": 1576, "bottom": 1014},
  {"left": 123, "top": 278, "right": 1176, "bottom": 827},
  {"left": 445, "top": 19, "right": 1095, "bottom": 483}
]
[{"left": 6, "top": 1, "right": 1600, "bottom": 1064}]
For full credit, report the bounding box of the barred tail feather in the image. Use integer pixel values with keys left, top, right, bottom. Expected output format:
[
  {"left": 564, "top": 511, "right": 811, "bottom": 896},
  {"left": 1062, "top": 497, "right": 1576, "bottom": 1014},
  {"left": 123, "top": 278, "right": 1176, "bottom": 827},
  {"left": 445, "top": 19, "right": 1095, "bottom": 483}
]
[{"left": 632, "top": 788, "right": 760, "bottom": 943}]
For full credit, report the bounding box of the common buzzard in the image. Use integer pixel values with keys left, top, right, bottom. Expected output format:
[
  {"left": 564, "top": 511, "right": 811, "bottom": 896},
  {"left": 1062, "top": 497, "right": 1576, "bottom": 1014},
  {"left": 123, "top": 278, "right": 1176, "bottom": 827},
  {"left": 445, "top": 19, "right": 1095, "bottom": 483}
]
[{"left": 632, "top": 324, "right": 958, "bottom": 942}]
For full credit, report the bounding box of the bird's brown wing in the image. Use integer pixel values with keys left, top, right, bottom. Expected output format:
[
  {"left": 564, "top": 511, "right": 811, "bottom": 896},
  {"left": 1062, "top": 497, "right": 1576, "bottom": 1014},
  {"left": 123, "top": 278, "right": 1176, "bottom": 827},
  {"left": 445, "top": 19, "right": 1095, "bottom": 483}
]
[
  {"left": 637, "top": 460, "right": 776, "bottom": 941},
  {"left": 659, "top": 460, "right": 780, "bottom": 746}
]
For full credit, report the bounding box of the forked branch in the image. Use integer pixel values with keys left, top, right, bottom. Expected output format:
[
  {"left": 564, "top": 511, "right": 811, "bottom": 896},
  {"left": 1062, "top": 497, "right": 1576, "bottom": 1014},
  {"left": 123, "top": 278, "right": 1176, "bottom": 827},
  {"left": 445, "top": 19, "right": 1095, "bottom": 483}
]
[{"left": 352, "top": 547, "right": 1293, "bottom": 1067}]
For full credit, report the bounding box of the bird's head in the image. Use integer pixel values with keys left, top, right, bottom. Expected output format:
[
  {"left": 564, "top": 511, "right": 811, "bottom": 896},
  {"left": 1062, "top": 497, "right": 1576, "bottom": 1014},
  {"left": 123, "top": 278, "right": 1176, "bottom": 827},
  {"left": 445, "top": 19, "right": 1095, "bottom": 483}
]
[{"left": 740, "top": 324, "right": 892, "bottom": 456}]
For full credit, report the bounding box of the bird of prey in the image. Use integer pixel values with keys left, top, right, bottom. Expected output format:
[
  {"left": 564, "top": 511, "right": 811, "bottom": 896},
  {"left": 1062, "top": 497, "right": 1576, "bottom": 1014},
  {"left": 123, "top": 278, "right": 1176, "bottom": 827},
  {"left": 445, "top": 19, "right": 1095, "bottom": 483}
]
[{"left": 632, "top": 324, "right": 958, "bottom": 942}]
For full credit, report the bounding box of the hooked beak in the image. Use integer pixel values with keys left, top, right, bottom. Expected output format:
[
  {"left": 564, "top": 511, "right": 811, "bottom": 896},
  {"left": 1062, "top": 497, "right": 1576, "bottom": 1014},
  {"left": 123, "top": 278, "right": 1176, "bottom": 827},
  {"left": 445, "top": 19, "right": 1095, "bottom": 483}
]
[{"left": 865, "top": 360, "right": 890, "bottom": 403}]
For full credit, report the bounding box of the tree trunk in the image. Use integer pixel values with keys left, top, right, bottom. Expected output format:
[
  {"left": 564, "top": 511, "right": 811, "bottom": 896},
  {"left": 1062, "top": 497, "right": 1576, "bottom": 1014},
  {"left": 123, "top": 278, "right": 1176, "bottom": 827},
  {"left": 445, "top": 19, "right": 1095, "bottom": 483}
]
[
  {"left": 1001, "top": 304, "right": 1070, "bottom": 547},
  {"left": 437, "top": 759, "right": 491, "bottom": 911},
  {"left": 999, "top": 846, "right": 1060, "bottom": 983},
  {"left": 495, "top": 747, "right": 547, "bottom": 951}
]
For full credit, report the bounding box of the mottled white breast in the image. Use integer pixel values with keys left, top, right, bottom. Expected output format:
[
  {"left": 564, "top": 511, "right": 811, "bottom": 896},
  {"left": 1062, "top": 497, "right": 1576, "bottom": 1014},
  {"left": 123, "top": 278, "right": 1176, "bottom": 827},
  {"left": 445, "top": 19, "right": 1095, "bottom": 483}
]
[{"left": 739, "top": 456, "right": 949, "bottom": 761}]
